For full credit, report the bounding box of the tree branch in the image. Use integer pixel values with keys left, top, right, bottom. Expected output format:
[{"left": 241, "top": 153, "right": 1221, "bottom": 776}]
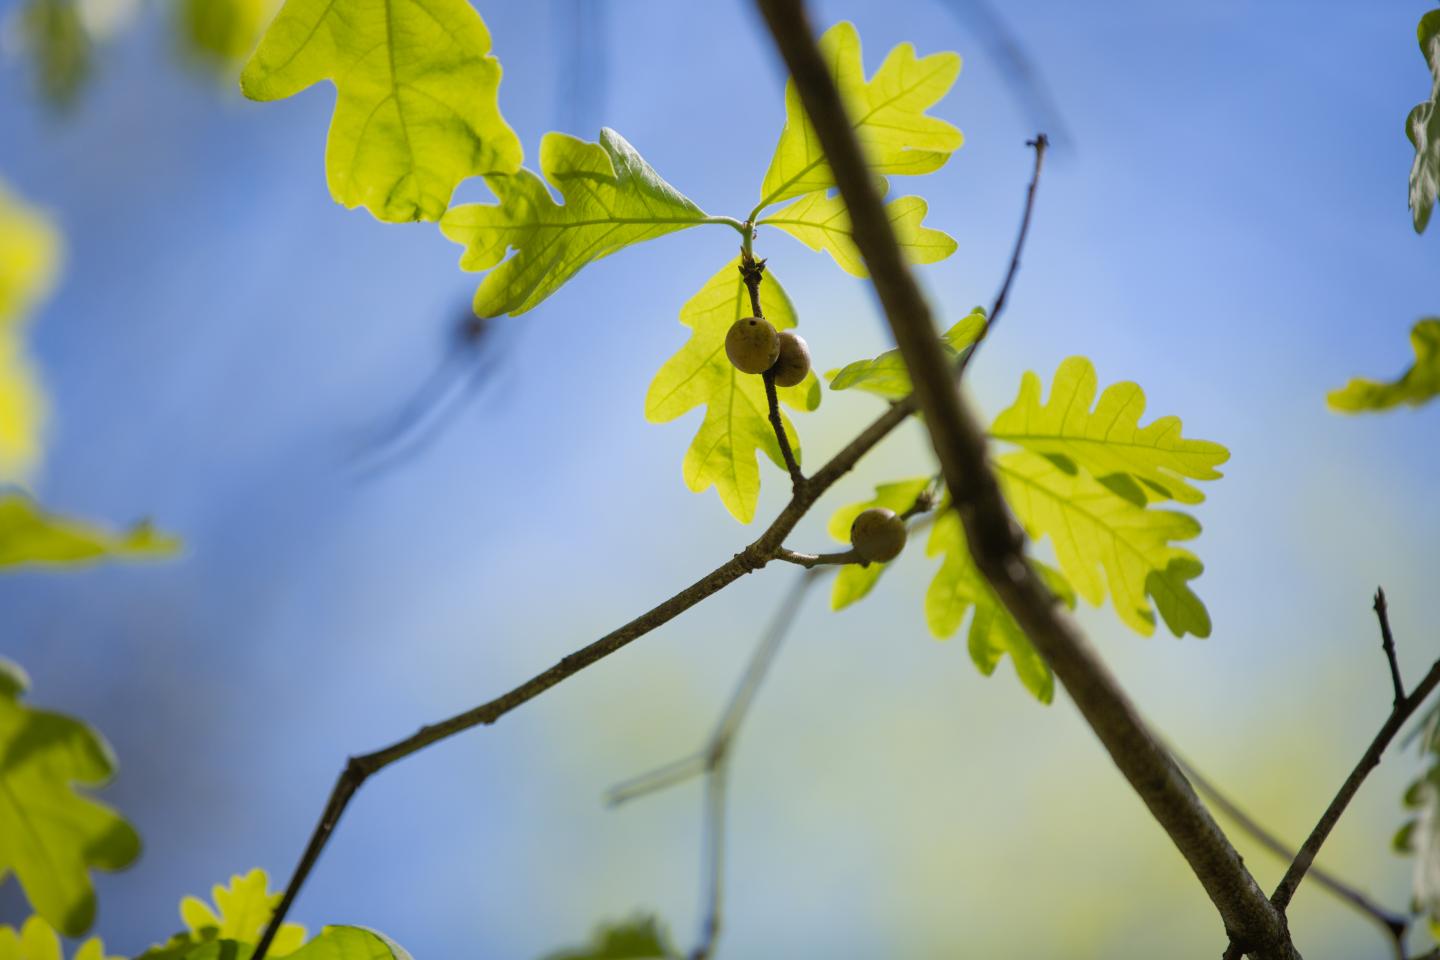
[
  {"left": 751, "top": 2, "right": 1296, "bottom": 956},
  {"left": 1173, "top": 749, "right": 1409, "bottom": 957},
  {"left": 740, "top": 251, "right": 805, "bottom": 488},
  {"left": 773, "top": 546, "right": 863, "bottom": 568},
  {"left": 1270, "top": 656, "right": 1440, "bottom": 914}
]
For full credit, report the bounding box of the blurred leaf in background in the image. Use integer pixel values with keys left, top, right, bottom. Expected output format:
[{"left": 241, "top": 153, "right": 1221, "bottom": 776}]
[
  {"left": 1329, "top": 318, "right": 1440, "bottom": 412},
  {"left": 0, "top": 915, "right": 119, "bottom": 960},
  {"left": 0, "top": 178, "right": 57, "bottom": 481},
  {"left": 1409, "top": 8, "right": 1440, "bottom": 233},
  {"left": 176, "top": 0, "right": 277, "bottom": 68},
  {"left": 541, "top": 916, "right": 677, "bottom": 960}
]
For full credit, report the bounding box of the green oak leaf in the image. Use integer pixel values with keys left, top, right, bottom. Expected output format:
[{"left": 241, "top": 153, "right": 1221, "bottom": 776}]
[
  {"left": 756, "top": 21, "right": 962, "bottom": 213},
  {"left": 442, "top": 129, "right": 714, "bottom": 318},
  {"left": 541, "top": 916, "right": 677, "bottom": 960},
  {"left": 826, "top": 307, "right": 984, "bottom": 400},
  {"left": 0, "top": 915, "right": 117, "bottom": 960},
  {"left": 0, "top": 494, "right": 179, "bottom": 569},
  {"left": 995, "top": 451, "right": 1210, "bottom": 638},
  {"left": 178, "top": 869, "right": 307, "bottom": 957},
  {"left": 991, "top": 356, "right": 1229, "bottom": 505},
  {"left": 146, "top": 927, "right": 411, "bottom": 960},
  {"left": 825, "top": 477, "right": 931, "bottom": 610},
  {"left": 0, "top": 658, "right": 140, "bottom": 937},
  {"left": 925, "top": 507, "right": 1074, "bottom": 703},
  {"left": 1328, "top": 319, "right": 1440, "bottom": 412},
  {"left": 646, "top": 257, "right": 820, "bottom": 523},
  {"left": 757, "top": 179, "right": 956, "bottom": 277},
  {"left": 1409, "top": 9, "right": 1440, "bottom": 233},
  {"left": 240, "top": 0, "right": 522, "bottom": 222}
]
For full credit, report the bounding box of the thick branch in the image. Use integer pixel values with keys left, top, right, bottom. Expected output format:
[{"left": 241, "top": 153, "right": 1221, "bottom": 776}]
[
  {"left": 751, "top": 2, "right": 1294, "bottom": 956},
  {"left": 1174, "top": 750, "right": 1409, "bottom": 956}
]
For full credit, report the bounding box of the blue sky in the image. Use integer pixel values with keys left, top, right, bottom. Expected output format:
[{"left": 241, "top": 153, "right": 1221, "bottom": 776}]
[{"left": 1, "top": 1, "right": 1438, "bottom": 958}]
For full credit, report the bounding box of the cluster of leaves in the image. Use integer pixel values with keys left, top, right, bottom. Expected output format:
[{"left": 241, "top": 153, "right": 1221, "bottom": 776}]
[
  {"left": 1, "top": 869, "right": 409, "bottom": 960},
  {"left": 9, "top": 0, "right": 276, "bottom": 108},
  {"left": 828, "top": 345, "right": 1227, "bottom": 701},
  {"left": 239, "top": 0, "right": 1233, "bottom": 698},
  {"left": 541, "top": 916, "right": 677, "bottom": 960}
]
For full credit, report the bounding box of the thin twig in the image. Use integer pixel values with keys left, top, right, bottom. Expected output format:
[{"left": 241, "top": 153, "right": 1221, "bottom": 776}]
[
  {"left": 773, "top": 546, "right": 863, "bottom": 568},
  {"left": 609, "top": 571, "right": 820, "bottom": 960},
  {"left": 1376, "top": 588, "right": 1406, "bottom": 708},
  {"left": 1174, "top": 750, "right": 1409, "bottom": 957},
  {"left": 763, "top": 368, "right": 805, "bottom": 488},
  {"left": 957, "top": 133, "right": 1046, "bottom": 380},
  {"left": 1270, "top": 657, "right": 1440, "bottom": 914},
  {"left": 252, "top": 356, "right": 916, "bottom": 959},
  {"left": 751, "top": 2, "right": 1295, "bottom": 957},
  {"left": 740, "top": 251, "right": 805, "bottom": 489}
]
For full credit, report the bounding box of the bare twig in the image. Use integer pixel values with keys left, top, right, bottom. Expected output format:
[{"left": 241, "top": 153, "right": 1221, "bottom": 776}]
[
  {"left": 1174, "top": 750, "right": 1409, "bottom": 958},
  {"left": 1270, "top": 658, "right": 1440, "bottom": 914},
  {"left": 1376, "top": 588, "right": 1406, "bottom": 708},
  {"left": 773, "top": 546, "right": 862, "bottom": 568},
  {"left": 609, "top": 572, "right": 820, "bottom": 960},
  {"left": 751, "top": 2, "right": 1296, "bottom": 956}
]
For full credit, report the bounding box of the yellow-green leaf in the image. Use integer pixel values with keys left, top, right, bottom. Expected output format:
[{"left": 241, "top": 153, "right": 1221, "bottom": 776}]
[
  {"left": 0, "top": 494, "right": 179, "bottom": 569},
  {"left": 18, "top": 0, "right": 91, "bottom": 110},
  {"left": 240, "top": 0, "right": 522, "bottom": 222},
  {"left": 1328, "top": 319, "right": 1440, "bottom": 412},
  {"left": 143, "top": 926, "right": 410, "bottom": 960},
  {"left": 826, "top": 307, "right": 984, "bottom": 400},
  {"left": 991, "top": 356, "right": 1229, "bottom": 505},
  {"left": 924, "top": 506, "right": 1073, "bottom": 703},
  {"left": 995, "top": 451, "right": 1210, "bottom": 638},
  {"left": 758, "top": 180, "right": 956, "bottom": 277},
  {"left": 1409, "top": 9, "right": 1440, "bottom": 233},
  {"left": 178, "top": 869, "right": 307, "bottom": 957},
  {"left": 0, "top": 658, "right": 139, "bottom": 937},
  {"left": 825, "top": 477, "right": 930, "bottom": 610},
  {"left": 646, "top": 258, "right": 819, "bottom": 523},
  {"left": 443, "top": 129, "right": 712, "bottom": 318},
  {"left": 756, "top": 21, "right": 962, "bottom": 213},
  {"left": 0, "top": 916, "right": 117, "bottom": 960}
]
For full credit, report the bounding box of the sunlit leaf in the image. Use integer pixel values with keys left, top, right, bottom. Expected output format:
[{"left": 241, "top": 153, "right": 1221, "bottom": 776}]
[
  {"left": 1410, "top": 9, "right": 1440, "bottom": 233},
  {"left": 0, "top": 915, "right": 117, "bottom": 960},
  {"left": 991, "top": 356, "right": 1229, "bottom": 505},
  {"left": 0, "top": 658, "right": 139, "bottom": 937},
  {"left": 178, "top": 0, "right": 277, "bottom": 66},
  {"left": 541, "top": 916, "right": 677, "bottom": 960},
  {"left": 824, "top": 477, "right": 930, "bottom": 610},
  {"left": 995, "top": 451, "right": 1209, "bottom": 637},
  {"left": 442, "top": 129, "right": 714, "bottom": 317},
  {"left": 758, "top": 180, "right": 956, "bottom": 277},
  {"left": 826, "top": 308, "right": 984, "bottom": 400},
  {"left": 646, "top": 257, "right": 819, "bottom": 523},
  {"left": 240, "top": 0, "right": 522, "bottom": 222},
  {"left": 0, "top": 494, "right": 179, "bottom": 569},
  {"left": 757, "top": 21, "right": 962, "bottom": 212},
  {"left": 924, "top": 507, "right": 1072, "bottom": 703},
  {"left": 1328, "top": 319, "right": 1440, "bottom": 412},
  {"left": 178, "top": 869, "right": 306, "bottom": 957}
]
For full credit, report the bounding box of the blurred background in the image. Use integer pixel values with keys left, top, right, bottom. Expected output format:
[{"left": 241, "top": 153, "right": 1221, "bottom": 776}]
[{"left": 1, "top": 0, "right": 1438, "bottom": 957}]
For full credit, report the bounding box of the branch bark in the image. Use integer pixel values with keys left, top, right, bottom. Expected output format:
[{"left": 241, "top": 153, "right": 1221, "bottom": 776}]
[{"left": 751, "top": 2, "right": 1296, "bottom": 956}]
